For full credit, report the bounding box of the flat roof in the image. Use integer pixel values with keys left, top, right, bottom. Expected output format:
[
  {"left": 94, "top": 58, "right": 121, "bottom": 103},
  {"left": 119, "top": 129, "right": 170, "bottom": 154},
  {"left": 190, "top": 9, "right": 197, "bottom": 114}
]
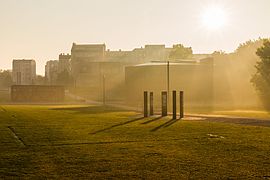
[
  {"left": 134, "top": 62, "right": 200, "bottom": 67},
  {"left": 13, "top": 59, "right": 35, "bottom": 62}
]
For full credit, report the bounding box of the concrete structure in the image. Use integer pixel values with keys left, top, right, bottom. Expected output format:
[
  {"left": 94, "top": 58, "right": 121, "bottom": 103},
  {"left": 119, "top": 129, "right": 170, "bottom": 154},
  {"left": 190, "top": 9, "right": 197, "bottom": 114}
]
[
  {"left": 70, "top": 43, "right": 171, "bottom": 87},
  {"left": 12, "top": 59, "right": 36, "bottom": 85},
  {"left": 45, "top": 60, "right": 59, "bottom": 85},
  {"left": 44, "top": 53, "right": 71, "bottom": 85},
  {"left": 71, "top": 43, "right": 105, "bottom": 76},
  {"left": 11, "top": 85, "right": 64, "bottom": 102},
  {"left": 145, "top": 45, "right": 166, "bottom": 61},
  {"left": 68, "top": 42, "right": 210, "bottom": 101},
  {"left": 125, "top": 58, "right": 214, "bottom": 108},
  {"left": 58, "top": 53, "right": 71, "bottom": 73}
]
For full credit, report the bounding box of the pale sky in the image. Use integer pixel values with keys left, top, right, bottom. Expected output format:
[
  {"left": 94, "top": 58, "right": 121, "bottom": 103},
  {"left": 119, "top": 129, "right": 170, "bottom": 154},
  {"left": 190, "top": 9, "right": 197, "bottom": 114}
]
[{"left": 1, "top": 0, "right": 270, "bottom": 74}]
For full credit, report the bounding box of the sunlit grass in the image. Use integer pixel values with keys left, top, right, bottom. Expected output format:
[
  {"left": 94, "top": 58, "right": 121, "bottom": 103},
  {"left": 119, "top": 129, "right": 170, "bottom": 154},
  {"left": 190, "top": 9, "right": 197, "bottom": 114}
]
[
  {"left": 185, "top": 106, "right": 270, "bottom": 119},
  {"left": 213, "top": 110, "right": 270, "bottom": 119},
  {"left": 0, "top": 105, "right": 270, "bottom": 178}
]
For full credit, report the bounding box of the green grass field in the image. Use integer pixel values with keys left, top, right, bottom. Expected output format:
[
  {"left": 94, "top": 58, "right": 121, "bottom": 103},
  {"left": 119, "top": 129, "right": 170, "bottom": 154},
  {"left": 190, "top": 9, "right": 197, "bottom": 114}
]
[{"left": 0, "top": 105, "right": 270, "bottom": 179}]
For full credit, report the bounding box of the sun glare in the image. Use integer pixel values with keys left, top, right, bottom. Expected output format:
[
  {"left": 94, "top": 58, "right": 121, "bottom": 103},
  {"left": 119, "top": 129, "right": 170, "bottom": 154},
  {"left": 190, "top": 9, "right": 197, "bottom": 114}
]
[{"left": 201, "top": 5, "right": 228, "bottom": 30}]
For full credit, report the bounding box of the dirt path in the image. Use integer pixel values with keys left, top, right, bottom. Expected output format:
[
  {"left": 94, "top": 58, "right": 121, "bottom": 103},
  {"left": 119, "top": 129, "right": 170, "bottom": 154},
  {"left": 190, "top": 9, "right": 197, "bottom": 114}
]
[{"left": 185, "top": 114, "right": 270, "bottom": 127}]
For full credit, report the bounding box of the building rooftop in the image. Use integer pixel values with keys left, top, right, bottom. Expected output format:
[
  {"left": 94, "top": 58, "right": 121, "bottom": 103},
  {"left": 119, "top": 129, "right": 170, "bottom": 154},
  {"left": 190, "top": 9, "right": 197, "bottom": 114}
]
[
  {"left": 131, "top": 58, "right": 213, "bottom": 67},
  {"left": 145, "top": 44, "right": 165, "bottom": 48},
  {"left": 13, "top": 59, "right": 35, "bottom": 62},
  {"left": 133, "top": 61, "right": 199, "bottom": 67},
  {"left": 71, "top": 43, "right": 106, "bottom": 51}
]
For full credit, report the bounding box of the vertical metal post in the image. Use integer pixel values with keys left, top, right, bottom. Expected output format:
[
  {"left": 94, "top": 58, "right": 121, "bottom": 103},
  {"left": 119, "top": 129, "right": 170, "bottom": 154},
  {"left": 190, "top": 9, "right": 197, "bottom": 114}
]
[
  {"left": 150, "top": 92, "right": 154, "bottom": 116},
  {"left": 103, "top": 74, "right": 106, "bottom": 106},
  {"left": 144, "top": 91, "right": 148, "bottom": 117},
  {"left": 167, "top": 61, "right": 170, "bottom": 110},
  {"left": 172, "top": 90, "right": 176, "bottom": 119},
  {"left": 180, "top": 91, "right": 184, "bottom": 119},
  {"left": 161, "top": 91, "right": 167, "bottom": 116}
]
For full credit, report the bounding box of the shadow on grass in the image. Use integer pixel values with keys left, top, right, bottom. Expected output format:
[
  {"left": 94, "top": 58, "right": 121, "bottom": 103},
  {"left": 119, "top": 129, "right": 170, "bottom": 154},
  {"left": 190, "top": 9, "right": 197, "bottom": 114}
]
[
  {"left": 151, "top": 118, "right": 181, "bottom": 132},
  {"left": 50, "top": 105, "right": 130, "bottom": 114},
  {"left": 91, "top": 115, "right": 182, "bottom": 134},
  {"left": 90, "top": 116, "right": 145, "bottom": 135},
  {"left": 141, "top": 116, "right": 163, "bottom": 124}
]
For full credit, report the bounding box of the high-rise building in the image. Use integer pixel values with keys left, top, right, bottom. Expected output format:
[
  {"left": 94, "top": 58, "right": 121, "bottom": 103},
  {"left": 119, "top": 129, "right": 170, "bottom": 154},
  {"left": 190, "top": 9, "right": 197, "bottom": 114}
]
[
  {"left": 45, "top": 60, "right": 59, "bottom": 85},
  {"left": 12, "top": 59, "right": 36, "bottom": 85}
]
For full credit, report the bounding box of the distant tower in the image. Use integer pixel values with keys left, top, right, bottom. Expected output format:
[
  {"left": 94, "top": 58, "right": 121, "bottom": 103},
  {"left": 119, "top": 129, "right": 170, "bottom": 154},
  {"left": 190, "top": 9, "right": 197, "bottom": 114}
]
[{"left": 58, "top": 53, "right": 71, "bottom": 73}]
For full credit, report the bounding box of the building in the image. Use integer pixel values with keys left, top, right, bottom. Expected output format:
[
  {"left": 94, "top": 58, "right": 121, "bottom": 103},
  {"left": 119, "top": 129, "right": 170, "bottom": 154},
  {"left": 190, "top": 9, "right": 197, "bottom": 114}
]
[
  {"left": 11, "top": 85, "right": 64, "bottom": 102},
  {"left": 45, "top": 60, "right": 59, "bottom": 85},
  {"left": 67, "top": 42, "right": 211, "bottom": 101},
  {"left": 44, "top": 53, "right": 71, "bottom": 85},
  {"left": 58, "top": 53, "right": 71, "bottom": 73},
  {"left": 12, "top": 59, "right": 36, "bottom": 85},
  {"left": 71, "top": 43, "right": 106, "bottom": 78},
  {"left": 125, "top": 58, "right": 214, "bottom": 108},
  {"left": 145, "top": 45, "right": 166, "bottom": 61},
  {"left": 70, "top": 43, "right": 170, "bottom": 86},
  {"left": 70, "top": 43, "right": 129, "bottom": 100},
  {"left": 70, "top": 43, "right": 116, "bottom": 86}
]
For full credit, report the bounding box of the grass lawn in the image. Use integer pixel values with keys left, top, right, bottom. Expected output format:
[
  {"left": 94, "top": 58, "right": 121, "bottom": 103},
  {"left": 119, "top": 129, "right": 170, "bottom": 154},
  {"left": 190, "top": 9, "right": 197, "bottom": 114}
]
[
  {"left": 0, "top": 90, "right": 10, "bottom": 103},
  {"left": 0, "top": 105, "right": 270, "bottom": 179}
]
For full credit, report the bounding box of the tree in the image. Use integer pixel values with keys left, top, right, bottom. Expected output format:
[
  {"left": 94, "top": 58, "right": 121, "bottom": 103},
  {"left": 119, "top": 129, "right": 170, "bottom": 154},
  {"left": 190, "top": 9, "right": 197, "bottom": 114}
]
[
  {"left": 235, "top": 38, "right": 264, "bottom": 54},
  {"left": 0, "top": 70, "right": 12, "bottom": 88},
  {"left": 212, "top": 50, "right": 226, "bottom": 56},
  {"left": 169, "top": 44, "right": 193, "bottom": 60},
  {"left": 251, "top": 39, "right": 270, "bottom": 109}
]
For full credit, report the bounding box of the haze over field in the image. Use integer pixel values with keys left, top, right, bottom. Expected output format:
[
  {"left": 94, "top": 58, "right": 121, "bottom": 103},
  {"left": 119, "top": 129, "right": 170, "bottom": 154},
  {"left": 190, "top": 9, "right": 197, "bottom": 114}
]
[
  {"left": 1, "top": 0, "right": 270, "bottom": 74},
  {"left": 2, "top": 1, "right": 270, "bottom": 179}
]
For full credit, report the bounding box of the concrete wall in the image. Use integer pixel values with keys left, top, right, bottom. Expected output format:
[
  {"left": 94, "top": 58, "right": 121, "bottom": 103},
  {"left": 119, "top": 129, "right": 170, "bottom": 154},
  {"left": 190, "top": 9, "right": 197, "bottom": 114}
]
[
  {"left": 125, "top": 61, "right": 214, "bottom": 109},
  {"left": 11, "top": 85, "right": 64, "bottom": 102}
]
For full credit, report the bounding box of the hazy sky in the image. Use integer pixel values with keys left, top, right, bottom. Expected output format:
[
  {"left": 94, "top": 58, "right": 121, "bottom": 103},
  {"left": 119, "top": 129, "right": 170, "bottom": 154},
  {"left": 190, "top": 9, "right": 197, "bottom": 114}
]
[{"left": 1, "top": 0, "right": 270, "bottom": 74}]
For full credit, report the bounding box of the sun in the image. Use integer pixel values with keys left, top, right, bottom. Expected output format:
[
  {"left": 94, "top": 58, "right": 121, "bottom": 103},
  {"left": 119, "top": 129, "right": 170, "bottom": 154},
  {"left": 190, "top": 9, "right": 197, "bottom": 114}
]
[{"left": 201, "top": 5, "right": 228, "bottom": 30}]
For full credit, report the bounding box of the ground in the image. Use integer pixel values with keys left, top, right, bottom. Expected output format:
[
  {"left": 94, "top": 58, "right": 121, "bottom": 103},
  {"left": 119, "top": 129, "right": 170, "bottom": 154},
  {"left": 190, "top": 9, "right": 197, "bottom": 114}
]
[{"left": 0, "top": 105, "right": 270, "bottom": 179}]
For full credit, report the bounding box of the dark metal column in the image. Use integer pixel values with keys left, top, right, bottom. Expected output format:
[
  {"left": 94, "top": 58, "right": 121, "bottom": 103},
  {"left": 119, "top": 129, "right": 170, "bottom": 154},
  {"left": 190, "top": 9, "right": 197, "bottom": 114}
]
[
  {"left": 180, "top": 91, "right": 184, "bottom": 119},
  {"left": 150, "top": 92, "right": 154, "bottom": 116},
  {"left": 161, "top": 91, "right": 167, "bottom": 116},
  {"left": 144, "top": 91, "right": 148, "bottom": 117},
  {"left": 172, "top": 90, "right": 176, "bottom": 119}
]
